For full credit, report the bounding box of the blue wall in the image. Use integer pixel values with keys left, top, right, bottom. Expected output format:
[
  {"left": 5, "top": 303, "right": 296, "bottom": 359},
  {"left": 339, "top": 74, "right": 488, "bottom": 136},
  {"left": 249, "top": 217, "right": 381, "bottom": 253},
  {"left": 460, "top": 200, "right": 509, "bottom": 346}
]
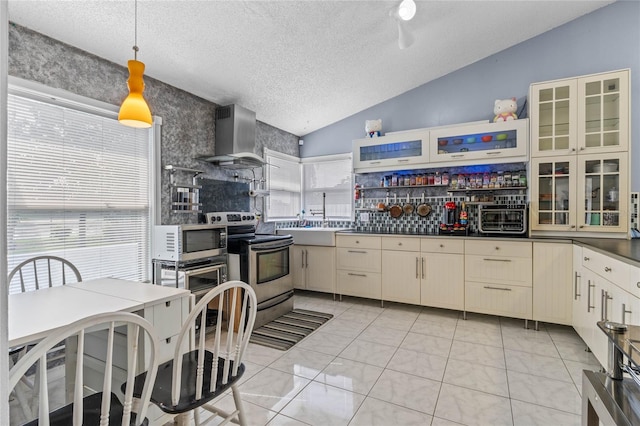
[{"left": 300, "top": 1, "right": 640, "bottom": 190}]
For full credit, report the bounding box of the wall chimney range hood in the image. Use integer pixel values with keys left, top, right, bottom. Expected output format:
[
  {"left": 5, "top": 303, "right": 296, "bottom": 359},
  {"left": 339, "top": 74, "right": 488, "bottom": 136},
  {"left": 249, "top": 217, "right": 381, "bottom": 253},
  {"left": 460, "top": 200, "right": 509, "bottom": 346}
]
[{"left": 198, "top": 104, "right": 264, "bottom": 169}]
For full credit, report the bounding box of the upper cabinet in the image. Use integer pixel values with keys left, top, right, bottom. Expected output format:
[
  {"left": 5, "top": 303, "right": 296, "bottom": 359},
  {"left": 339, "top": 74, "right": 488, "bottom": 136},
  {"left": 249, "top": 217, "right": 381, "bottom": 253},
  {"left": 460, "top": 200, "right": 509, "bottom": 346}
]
[
  {"left": 530, "top": 69, "right": 629, "bottom": 157},
  {"left": 352, "top": 129, "right": 429, "bottom": 173},
  {"left": 529, "top": 69, "right": 631, "bottom": 236},
  {"left": 429, "top": 119, "right": 528, "bottom": 165}
]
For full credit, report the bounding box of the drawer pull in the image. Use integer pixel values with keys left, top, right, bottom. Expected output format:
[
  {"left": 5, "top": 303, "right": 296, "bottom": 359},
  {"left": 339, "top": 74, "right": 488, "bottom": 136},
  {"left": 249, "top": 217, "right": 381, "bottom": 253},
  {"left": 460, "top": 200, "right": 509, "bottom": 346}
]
[
  {"left": 483, "top": 286, "right": 511, "bottom": 291},
  {"left": 486, "top": 151, "right": 502, "bottom": 156},
  {"left": 348, "top": 273, "right": 367, "bottom": 277},
  {"left": 398, "top": 242, "right": 403, "bottom": 246},
  {"left": 637, "top": 282, "right": 640, "bottom": 289},
  {"left": 604, "top": 267, "right": 612, "bottom": 273},
  {"left": 348, "top": 250, "right": 367, "bottom": 254},
  {"left": 165, "top": 301, "right": 171, "bottom": 307},
  {"left": 483, "top": 258, "right": 511, "bottom": 262},
  {"left": 165, "top": 337, "right": 172, "bottom": 344},
  {"left": 584, "top": 256, "right": 590, "bottom": 261},
  {"left": 451, "top": 154, "right": 465, "bottom": 158},
  {"left": 439, "top": 244, "right": 444, "bottom": 248}
]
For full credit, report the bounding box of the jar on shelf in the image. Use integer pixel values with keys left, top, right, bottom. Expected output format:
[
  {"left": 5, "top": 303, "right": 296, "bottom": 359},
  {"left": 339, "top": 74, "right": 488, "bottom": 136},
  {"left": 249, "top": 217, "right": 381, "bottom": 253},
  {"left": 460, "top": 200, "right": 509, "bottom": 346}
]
[
  {"left": 512, "top": 171, "right": 520, "bottom": 187},
  {"left": 434, "top": 172, "right": 442, "bottom": 185},
  {"left": 442, "top": 171, "right": 449, "bottom": 186},
  {"left": 391, "top": 174, "right": 398, "bottom": 186},
  {"left": 410, "top": 174, "right": 416, "bottom": 186},
  {"left": 482, "top": 172, "right": 490, "bottom": 188},
  {"left": 404, "top": 175, "right": 411, "bottom": 186},
  {"left": 458, "top": 174, "right": 465, "bottom": 189},
  {"left": 428, "top": 173, "right": 435, "bottom": 185},
  {"left": 504, "top": 172, "right": 512, "bottom": 187},
  {"left": 497, "top": 171, "right": 504, "bottom": 188},
  {"left": 451, "top": 174, "right": 458, "bottom": 189},
  {"left": 416, "top": 174, "right": 423, "bottom": 186},
  {"left": 519, "top": 171, "right": 527, "bottom": 187}
]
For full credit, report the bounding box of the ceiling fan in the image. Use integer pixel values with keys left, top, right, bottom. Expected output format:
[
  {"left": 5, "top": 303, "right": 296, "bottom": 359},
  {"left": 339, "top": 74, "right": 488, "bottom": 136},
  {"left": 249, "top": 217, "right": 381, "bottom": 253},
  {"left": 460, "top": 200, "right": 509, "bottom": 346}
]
[{"left": 389, "top": 0, "right": 417, "bottom": 49}]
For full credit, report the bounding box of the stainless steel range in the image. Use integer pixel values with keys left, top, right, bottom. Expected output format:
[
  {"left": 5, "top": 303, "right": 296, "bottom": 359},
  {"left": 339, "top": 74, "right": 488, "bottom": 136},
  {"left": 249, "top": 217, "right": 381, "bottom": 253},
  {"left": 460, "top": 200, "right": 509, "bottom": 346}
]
[{"left": 206, "top": 212, "right": 294, "bottom": 328}]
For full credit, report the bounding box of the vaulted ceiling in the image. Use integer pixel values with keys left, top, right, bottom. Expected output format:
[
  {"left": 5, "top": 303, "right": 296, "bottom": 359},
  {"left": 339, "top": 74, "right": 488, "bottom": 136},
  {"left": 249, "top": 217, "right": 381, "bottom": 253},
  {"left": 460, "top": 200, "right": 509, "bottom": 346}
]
[{"left": 8, "top": 0, "right": 614, "bottom": 136}]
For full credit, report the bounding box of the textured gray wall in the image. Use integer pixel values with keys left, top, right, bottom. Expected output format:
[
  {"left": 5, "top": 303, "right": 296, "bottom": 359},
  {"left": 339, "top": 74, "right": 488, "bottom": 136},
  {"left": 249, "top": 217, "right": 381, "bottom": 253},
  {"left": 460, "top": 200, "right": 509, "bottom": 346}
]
[
  {"left": 300, "top": 1, "right": 640, "bottom": 191},
  {"left": 8, "top": 23, "right": 299, "bottom": 225}
]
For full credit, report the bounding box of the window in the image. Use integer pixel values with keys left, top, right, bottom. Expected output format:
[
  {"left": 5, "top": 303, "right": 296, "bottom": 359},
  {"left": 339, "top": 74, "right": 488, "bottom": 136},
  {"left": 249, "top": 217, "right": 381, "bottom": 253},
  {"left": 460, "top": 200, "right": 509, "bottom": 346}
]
[
  {"left": 6, "top": 81, "right": 155, "bottom": 293},
  {"left": 264, "top": 148, "right": 353, "bottom": 222},
  {"left": 264, "top": 148, "right": 301, "bottom": 221},
  {"left": 302, "top": 154, "right": 353, "bottom": 221}
]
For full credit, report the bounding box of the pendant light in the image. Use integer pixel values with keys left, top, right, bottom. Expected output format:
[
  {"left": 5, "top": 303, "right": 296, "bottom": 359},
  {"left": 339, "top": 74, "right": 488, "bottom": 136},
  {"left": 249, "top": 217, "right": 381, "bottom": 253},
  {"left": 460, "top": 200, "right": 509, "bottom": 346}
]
[{"left": 118, "top": 0, "right": 152, "bottom": 128}]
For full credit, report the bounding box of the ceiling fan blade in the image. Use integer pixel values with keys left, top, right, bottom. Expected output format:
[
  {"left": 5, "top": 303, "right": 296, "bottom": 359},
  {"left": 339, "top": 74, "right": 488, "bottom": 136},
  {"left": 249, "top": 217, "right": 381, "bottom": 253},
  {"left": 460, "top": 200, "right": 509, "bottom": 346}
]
[{"left": 397, "top": 20, "right": 414, "bottom": 49}]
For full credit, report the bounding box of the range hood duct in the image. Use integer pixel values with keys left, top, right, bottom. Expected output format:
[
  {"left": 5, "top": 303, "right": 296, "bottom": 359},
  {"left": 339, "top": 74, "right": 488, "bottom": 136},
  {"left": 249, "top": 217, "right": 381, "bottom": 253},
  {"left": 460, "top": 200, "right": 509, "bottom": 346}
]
[{"left": 199, "top": 104, "right": 264, "bottom": 169}]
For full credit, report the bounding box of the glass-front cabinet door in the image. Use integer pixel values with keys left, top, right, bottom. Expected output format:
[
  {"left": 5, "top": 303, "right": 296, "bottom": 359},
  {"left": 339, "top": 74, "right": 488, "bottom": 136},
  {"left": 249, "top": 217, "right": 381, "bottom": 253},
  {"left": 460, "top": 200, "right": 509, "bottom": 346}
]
[
  {"left": 530, "top": 80, "right": 577, "bottom": 157},
  {"left": 577, "top": 153, "right": 628, "bottom": 233},
  {"left": 577, "top": 70, "right": 629, "bottom": 153},
  {"left": 352, "top": 129, "right": 429, "bottom": 172},
  {"left": 530, "top": 157, "right": 577, "bottom": 231}
]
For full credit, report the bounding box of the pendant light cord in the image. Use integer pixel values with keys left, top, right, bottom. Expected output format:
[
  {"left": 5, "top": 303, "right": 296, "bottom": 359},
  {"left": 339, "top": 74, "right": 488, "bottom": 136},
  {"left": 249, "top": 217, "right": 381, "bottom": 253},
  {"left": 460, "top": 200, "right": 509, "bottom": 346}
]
[{"left": 133, "top": 0, "right": 139, "bottom": 60}]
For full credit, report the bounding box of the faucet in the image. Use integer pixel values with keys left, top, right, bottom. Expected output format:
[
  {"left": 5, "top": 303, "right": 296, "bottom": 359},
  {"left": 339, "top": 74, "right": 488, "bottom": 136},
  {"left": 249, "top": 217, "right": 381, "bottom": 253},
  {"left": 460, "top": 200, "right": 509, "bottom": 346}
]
[{"left": 309, "top": 192, "right": 328, "bottom": 228}]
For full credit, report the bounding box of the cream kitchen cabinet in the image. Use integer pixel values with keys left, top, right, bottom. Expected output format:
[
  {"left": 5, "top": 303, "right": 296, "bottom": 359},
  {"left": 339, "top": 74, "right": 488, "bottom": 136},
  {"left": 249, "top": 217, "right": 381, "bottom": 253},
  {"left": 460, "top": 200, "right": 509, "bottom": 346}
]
[
  {"left": 531, "top": 152, "right": 628, "bottom": 234},
  {"left": 464, "top": 240, "right": 532, "bottom": 320},
  {"left": 336, "top": 235, "right": 382, "bottom": 300},
  {"left": 381, "top": 237, "right": 421, "bottom": 305},
  {"left": 421, "top": 238, "right": 465, "bottom": 311},
  {"left": 530, "top": 70, "right": 630, "bottom": 236},
  {"left": 532, "top": 242, "right": 573, "bottom": 326},
  {"left": 352, "top": 129, "right": 429, "bottom": 173},
  {"left": 292, "top": 245, "right": 336, "bottom": 294},
  {"left": 530, "top": 69, "right": 630, "bottom": 157},
  {"left": 429, "top": 119, "right": 528, "bottom": 166}
]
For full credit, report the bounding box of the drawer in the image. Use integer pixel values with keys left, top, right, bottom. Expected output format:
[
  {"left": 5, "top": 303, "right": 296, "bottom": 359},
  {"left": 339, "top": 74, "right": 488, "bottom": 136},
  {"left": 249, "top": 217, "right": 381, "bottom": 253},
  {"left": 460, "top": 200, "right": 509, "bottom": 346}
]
[
  {"left": 153, "top": 333, "right": 190, "bottom": 364},
  {"left": 336, "top": 270, "right": 381, "bottom": 299},
  {"left": 152, "top": 297, "right": 184, "bottom": 339},
  {"left": 465, "top": 254, "right": 532, "bottom": 286},
  {"left": 465, "top": 281, "right": 532, "bottom": 319},
  {"left": 336, "top": 247, "right": 381, "bottom": 272},
  {"left": 336, "top": 235, "right": 381, "bottom": 250},
  {"left": 582, "top": 248, "right": 630, "bottom": 289},
  {"left": 421, "top": 238, "right": 464, "bottom": 254},
  {"left": 628, "top": 267, "right": 640, "bottom": 298},
  {"left": 381, "top": 236, "right": 420, "bottom": 251},
  {"left": 465, "top": 240, "right": 532, "bottom": 258}
]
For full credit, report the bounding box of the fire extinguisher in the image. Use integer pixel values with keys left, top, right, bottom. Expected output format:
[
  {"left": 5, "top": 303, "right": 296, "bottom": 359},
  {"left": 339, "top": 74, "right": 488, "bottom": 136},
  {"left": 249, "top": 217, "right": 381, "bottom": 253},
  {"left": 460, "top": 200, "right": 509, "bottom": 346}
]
[{"left": 354, "top": 184, "right": 361, "bottom": 200}]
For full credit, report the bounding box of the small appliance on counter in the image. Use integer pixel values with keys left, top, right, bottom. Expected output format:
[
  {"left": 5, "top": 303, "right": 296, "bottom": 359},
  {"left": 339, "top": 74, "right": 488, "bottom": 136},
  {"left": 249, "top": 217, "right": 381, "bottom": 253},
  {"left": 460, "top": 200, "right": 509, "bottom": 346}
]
[
  {"left": 439, "top": 201, "right": 469, "bottom": 236},
  {"left": 478, "top": 204, "right": 527, "bottom": 236}
]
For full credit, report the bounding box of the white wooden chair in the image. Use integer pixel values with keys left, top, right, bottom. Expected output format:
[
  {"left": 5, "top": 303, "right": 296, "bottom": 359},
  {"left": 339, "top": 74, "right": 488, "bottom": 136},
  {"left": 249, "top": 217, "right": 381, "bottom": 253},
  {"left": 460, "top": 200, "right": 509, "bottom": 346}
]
[
  {"left": 8, "top": 255, "right": 83, "bottom": 420},
  {"left": 127, "top": 280, "right": 257, "bottom": 426},
  {"left": 8, "top": 311, "right": 160, "bottom": 426},
  {"left": 8, "top": 255, "right": 82, "bottom": 292}
]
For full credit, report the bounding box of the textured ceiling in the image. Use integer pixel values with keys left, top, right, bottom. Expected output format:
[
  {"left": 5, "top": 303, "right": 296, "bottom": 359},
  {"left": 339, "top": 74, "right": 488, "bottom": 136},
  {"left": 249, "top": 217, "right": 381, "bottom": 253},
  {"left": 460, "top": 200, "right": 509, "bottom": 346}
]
[{"left": 8, "top": 0, "right": 613, "bottom": 136}]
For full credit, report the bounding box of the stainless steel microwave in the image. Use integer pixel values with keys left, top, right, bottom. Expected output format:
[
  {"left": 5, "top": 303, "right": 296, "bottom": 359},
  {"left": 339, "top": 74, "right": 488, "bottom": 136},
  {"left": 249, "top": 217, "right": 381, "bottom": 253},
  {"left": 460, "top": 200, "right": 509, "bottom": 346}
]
[
  {"left": 478, "top": 204, "right": 527, "bottom": 235},
  {"left": 152, "top": 224, "right": 227, "bottom": 262}
]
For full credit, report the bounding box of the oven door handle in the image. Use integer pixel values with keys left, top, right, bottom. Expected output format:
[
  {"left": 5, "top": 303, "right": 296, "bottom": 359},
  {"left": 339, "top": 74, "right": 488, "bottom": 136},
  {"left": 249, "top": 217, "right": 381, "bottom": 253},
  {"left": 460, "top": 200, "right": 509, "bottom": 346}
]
[
  {"left": 182, "top": 264, "right": 225, "bottom": 276},
  {"left": 256, "top": 290, "right": 294, "bottom": 311},
  {"left": 250, "top": 240, "right": 294, "bottom": 252}
]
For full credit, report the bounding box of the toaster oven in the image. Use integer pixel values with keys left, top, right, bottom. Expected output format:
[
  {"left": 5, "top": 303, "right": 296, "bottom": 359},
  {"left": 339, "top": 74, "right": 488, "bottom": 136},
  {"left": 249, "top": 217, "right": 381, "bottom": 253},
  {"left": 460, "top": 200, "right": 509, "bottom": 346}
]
[{"left": 478, "top": 204, "right": 527, "bottom": 235}]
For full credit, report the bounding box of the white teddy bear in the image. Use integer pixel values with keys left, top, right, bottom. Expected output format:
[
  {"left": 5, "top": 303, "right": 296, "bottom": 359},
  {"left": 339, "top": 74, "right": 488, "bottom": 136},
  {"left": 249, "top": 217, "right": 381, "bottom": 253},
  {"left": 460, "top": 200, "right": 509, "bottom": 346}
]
[
  {"left": 493, "top": 98, "right": 518, "bottom": 122},
  {"left": 365, "top": 119, "right": 382, "bottom": 138}
]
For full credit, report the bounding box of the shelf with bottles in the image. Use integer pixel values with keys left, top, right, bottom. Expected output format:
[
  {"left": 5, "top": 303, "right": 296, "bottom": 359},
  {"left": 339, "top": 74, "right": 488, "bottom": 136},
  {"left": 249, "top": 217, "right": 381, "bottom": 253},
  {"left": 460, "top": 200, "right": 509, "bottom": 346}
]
[{"left": 166, "top": 165, "right": 204, "bottom": 213}]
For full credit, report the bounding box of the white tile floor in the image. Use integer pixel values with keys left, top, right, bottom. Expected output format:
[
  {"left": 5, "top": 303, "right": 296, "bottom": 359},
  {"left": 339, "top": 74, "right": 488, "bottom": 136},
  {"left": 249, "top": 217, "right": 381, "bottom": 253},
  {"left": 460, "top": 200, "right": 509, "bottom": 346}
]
[
  {"left": 9, "top": 291, "right": 604, "bottom": 426},
  {"left": 215, "top": 291, "right": 602, "bottom": 426}
]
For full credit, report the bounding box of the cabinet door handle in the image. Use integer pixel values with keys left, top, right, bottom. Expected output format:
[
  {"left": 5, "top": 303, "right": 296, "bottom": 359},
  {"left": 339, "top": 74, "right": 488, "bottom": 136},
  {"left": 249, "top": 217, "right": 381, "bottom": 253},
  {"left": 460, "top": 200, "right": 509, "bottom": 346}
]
[
  {"left": 451, "top": 154, "right": 465, "bottom": 158},
  {"left": 348, "top": 250, "right": 367, "bottom": 254},
  {"left": 348, "top": 273, "right": 367, "bottom": 277},
  {"left": 623, "top": 303, "right": 632, "bottom": 325},
  {"left": 571, "top": 148, "right": 576, "bottom": 152},
  {"left": 483, "top": 286, "right": 511, "bottom": 291},
  {"left": 422, "top": 257, "right": 425, "bottom": 279},
  {"left": 606, "top": 291, "right": 613, "bottom": 320},
  {"left": 485, "top": 151, "right": 502, "bottom": 155},
  {"left": 369, "top": 161, "right": 381, "bottom": 165},
  {"left": 305, "top": 249, "right": 309, "bottom": 268},
  {"left": 587, "top": 280, "right": 595, "bottom": 312},
  {"left": 574, "top": 272, "right": 581, "bottom": 300},
  {"left": 483, "top": 258, "right": 511, "bottom": 262},
  {"left": 604, "top": 267, "right": 612, "bottom": 273},
  {"left": 601, "top": 289, "right": 605, "bottom": 320},
  {"left": 415, "top": 257, "right": 419, "bottom": 279}
]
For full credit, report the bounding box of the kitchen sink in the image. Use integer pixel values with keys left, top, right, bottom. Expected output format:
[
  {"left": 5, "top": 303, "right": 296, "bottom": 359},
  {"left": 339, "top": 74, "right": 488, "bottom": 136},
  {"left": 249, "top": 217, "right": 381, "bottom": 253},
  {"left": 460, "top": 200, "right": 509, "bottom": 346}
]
[{"left": 276, "top": 227, "right": 351, "bottom": 246}]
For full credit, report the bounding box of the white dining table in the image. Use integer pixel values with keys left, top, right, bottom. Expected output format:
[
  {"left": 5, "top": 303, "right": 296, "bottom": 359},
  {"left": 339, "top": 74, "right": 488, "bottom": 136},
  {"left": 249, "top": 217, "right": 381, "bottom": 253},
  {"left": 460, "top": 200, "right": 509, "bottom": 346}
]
[{"left": 8, "top": 277, "right": 190, "bottom": 348}]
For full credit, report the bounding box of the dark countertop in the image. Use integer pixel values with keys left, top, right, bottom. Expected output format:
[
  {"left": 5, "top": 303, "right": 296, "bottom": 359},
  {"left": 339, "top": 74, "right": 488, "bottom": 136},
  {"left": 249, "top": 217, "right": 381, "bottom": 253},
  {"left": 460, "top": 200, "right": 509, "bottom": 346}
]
[{"left": 335, "top": 230, "right": 640, "bottom": 267}]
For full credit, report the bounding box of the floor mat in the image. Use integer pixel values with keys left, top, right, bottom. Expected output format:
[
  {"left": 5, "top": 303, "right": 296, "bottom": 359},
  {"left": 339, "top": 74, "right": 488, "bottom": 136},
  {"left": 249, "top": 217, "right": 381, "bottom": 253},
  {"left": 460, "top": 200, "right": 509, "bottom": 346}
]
[{"left": 249, "top": 309, "right": 333, "bottom": 351}]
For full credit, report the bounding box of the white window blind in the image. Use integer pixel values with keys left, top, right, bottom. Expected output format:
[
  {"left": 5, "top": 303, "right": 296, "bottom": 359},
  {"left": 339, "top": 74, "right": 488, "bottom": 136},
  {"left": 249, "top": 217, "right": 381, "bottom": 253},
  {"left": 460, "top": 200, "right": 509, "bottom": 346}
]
[
  {"left": 7, "top": 92, "right": 151, "bottom": 294},
  {"left": 265, "top": 149, "right": 301, "bottom": 221},
  {"left": 302, "top": 155, "right": 353, "bottom": 221}
]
